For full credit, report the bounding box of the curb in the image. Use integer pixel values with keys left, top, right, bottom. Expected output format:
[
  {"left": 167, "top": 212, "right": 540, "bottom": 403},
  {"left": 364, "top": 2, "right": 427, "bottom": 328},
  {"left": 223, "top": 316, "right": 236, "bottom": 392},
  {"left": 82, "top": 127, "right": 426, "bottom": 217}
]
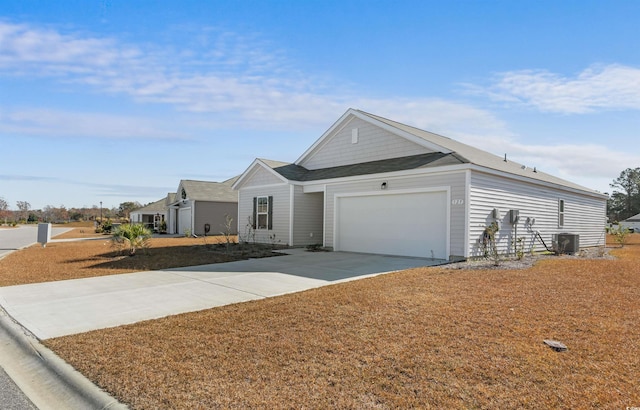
[{"left": 0, "top": 308, "right": 128, "bottom": 410}]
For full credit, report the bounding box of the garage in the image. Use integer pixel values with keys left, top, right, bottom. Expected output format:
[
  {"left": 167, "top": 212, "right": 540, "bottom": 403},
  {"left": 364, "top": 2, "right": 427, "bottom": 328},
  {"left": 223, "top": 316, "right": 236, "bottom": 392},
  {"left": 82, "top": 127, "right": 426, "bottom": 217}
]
[
  {"left": 335, "top": 190, "right": 448, "bottom": 259},
  {"left": 178, "top": 207, "right": 192, "bottom": 235}
]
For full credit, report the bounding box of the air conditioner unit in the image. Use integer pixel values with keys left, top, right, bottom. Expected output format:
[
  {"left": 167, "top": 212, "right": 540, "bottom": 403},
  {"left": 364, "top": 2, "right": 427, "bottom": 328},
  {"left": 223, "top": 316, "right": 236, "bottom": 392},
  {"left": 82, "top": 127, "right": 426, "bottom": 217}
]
[{"left": 553, "top": 233, "right": 579, "bottom": 254}]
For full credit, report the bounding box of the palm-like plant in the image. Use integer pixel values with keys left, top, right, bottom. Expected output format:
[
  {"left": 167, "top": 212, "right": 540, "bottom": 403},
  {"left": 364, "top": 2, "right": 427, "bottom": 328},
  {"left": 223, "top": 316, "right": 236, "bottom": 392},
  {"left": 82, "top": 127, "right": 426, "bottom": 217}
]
[{"left": 112, "top": 223, "right": 152, "bottom": 256}]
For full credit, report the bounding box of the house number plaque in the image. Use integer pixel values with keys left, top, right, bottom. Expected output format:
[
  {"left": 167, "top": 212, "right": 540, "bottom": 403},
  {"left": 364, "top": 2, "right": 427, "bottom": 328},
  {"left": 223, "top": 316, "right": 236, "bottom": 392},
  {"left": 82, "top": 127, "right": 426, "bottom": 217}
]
[{"left": 451, "top": 199, "right": 464, "bottom": 205}]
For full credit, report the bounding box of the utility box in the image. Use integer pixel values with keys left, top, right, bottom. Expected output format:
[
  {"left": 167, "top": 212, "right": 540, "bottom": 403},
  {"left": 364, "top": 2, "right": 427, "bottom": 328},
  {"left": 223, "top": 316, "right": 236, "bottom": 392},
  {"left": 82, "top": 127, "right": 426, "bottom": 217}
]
[
  {"left": 37, "top": 223, "right": 52, "bottom": 247},
  {"left": 553, "top": 233, "right": 580, "bottom": 254},
  {"left": 509, "top": 209, "right": 520, "bottom": 224}
]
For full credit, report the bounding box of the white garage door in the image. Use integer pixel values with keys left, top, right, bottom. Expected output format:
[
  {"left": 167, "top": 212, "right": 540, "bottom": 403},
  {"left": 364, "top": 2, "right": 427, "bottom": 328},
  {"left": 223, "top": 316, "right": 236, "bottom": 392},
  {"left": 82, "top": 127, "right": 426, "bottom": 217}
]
[
  {"left": 178, "top": 207, "right": 192, "bottom": 235},
  {"left": 335, "top": 191, "right": 448, "bottom": 259}
]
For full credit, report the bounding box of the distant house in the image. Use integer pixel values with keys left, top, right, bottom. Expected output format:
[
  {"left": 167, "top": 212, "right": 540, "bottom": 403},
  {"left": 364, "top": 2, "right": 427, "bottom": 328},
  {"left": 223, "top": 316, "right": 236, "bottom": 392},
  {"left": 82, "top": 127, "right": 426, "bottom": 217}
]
[
  {"left": 166, "top": 178, "right": 238, "bottom": 236},
  {"left": 620, "top": 213, "right": 640, "bottom": 232},
  {"left": 232, "top": 108, "right": 607, "bottom": 260},
  {"left": 129, "top": 193, "right": 175, "bottom": 232}
]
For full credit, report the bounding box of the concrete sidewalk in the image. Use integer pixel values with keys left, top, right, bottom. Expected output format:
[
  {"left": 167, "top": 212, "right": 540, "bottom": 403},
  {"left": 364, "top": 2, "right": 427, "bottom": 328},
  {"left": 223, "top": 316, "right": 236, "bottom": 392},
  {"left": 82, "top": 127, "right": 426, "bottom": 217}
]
[{"left": 0, "top": 250, "right": 445, "bottom": 340}]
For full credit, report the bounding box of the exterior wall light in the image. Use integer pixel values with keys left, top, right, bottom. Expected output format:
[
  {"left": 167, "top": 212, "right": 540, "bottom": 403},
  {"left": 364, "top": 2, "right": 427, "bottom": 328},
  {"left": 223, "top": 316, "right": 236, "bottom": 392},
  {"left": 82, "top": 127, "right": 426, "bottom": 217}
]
[{"left": 381, "top": 181, "right": 387, "bottom": 190}]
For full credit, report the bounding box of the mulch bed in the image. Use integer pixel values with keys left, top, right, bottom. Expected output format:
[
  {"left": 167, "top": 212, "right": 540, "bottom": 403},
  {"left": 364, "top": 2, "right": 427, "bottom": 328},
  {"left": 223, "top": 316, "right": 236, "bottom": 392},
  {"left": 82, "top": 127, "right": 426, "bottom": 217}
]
[{"left": 36, "top": 235, "right": 640, "bottom": 409}]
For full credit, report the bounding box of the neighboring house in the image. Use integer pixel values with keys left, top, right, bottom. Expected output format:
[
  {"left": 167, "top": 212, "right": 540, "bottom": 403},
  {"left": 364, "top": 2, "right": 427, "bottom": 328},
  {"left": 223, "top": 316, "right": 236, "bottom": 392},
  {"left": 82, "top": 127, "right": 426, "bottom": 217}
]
[
  {"left": 232, "top": 108, "right": 607, "bottom": 260},
  {"left": 130, "top": 193, "right": 175, "bottom": 232},
  {"left": 166, "top": 178, "right": 238, "bottom": 236},
  {"left": 620, "top": 213, "right": 640, "bottom": 232}
]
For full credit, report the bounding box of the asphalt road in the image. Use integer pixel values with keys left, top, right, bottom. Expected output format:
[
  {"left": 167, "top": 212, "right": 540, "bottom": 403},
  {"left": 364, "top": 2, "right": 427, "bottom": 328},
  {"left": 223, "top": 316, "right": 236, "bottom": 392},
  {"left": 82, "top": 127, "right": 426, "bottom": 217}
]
[
  {"left": 0, "top": 225, "right": 70, "bottom": 409},
  {"left": 0, "top": 367, "right": 37, "bottom": 410},
  {"left": 0, "top": 225, "right": 70, "bottom": 258}
]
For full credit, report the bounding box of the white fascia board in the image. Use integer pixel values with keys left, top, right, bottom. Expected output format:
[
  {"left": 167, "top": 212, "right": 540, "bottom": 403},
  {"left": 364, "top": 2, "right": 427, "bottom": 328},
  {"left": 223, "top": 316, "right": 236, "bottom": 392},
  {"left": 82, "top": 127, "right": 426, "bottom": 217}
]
[
  {"left": 467, "top": 164, "right": 609, "bottom": 200},
  {"left": 231, "top": 158, "right": 290, "bottom": 190}
]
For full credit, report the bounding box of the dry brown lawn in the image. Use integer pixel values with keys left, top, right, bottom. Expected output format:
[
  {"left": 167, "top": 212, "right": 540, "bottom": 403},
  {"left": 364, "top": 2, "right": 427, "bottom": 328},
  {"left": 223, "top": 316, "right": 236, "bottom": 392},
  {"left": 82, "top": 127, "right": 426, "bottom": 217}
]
[
  {"left": 0, "top": 228, "right": 266, "bottom": 287},
  {"left": 32, "top": 235, "right": 639, "bottom": 409}
]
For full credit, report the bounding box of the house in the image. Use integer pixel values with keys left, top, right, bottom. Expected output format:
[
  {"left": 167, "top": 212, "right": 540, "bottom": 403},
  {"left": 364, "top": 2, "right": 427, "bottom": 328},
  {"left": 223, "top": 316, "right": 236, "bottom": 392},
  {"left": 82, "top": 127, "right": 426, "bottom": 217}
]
[
  {"left": 620, "top": 213, "right": 640, "bottom": 232},
  {"left": 232, "top": 109, "right": 607, "bottom": 260},
  {"left": 166, "top": 178, "right": 238, "bottom": 236},
  {"left": 129, "top": 193, "right": 175, "bottom": 232}
]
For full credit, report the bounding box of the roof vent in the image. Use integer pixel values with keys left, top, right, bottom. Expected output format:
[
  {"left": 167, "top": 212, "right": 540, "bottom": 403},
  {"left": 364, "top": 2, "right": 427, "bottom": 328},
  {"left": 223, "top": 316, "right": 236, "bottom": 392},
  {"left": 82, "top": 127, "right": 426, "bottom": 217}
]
[{"left": 504, "top": 153, "right": 507, "bottom": 162}]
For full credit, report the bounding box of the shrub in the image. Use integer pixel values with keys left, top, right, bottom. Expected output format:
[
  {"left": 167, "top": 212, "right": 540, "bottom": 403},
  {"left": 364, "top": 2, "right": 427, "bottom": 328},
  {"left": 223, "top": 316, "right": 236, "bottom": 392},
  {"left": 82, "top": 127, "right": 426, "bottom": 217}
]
[
  {"left": 610, "top": 225, "right": 631, "bottom": 248},
  {"left": 111, "top": 223, "right": 152, "bottom": 256},
  {"left": 481, "top": 222, "right": 500, "bottom": 266}
]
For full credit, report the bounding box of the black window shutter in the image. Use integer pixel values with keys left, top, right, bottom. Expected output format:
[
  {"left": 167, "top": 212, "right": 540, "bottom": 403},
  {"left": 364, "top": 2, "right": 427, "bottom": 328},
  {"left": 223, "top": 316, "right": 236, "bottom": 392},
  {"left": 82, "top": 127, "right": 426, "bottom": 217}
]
[
  {"left": 252, "top": 197, "right": 257, "bottom": 229},
  {"left": 268, "top": 196, "right": 273, "bottom": 230}
]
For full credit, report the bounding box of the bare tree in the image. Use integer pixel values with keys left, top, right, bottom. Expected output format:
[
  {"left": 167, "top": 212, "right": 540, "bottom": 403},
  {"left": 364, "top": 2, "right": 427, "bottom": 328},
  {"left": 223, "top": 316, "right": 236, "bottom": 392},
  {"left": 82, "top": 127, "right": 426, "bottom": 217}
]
[
  {"left": 16, "top": 201, "right": 31, "bottom": 223},
  {"left": 0, "top": 197, "right": 8, "bottom": 223}
]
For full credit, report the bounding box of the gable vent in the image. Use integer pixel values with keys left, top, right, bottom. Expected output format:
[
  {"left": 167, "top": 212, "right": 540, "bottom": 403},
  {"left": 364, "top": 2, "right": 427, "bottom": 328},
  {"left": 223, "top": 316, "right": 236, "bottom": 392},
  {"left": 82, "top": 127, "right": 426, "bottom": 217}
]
[{"left": 352, "top": 128, "right": 359, "bottom": 144}]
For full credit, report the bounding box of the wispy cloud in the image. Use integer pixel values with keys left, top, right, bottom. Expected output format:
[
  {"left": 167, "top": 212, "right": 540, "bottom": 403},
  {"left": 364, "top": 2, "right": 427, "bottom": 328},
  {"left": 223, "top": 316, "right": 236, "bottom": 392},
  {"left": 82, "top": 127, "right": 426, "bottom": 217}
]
[
  {"left": 472, "top": 64, "right": 640, "bottom": 114},
  {"left": 0, "top": 173, "right": 170, "bottom": 201},
  {"left": 0, "top": 21, "right": 515, "bottom": 135},
  {"left": 0, "top": 108, "right": 195, "bottom": 140}
]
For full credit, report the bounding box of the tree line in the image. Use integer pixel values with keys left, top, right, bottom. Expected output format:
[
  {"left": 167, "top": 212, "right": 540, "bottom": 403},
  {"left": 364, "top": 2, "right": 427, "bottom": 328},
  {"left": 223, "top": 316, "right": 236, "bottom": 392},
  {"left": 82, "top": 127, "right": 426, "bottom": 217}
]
[
  {"left": 608, "top": 167, "right": 640, "bottom": 223},
  {"left": 0, "top": 199, "right": 143, "bottom": 225}
]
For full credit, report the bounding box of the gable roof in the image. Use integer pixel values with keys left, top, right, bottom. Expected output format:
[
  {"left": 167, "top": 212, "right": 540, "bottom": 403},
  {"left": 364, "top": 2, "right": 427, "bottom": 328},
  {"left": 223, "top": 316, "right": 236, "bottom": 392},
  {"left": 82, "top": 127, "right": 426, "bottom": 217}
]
[
  {"left": 624, "top": 213, "right": 640, "bottom": 222},
  {"left": 165, "top": 192, "right": 177, "bottom": 206},
  {"left": 231, "top": 158, "right": 291, "bottom": 189},
  {"left": 177, "top": 179, "right": 238, "bottom": 203},
  {"left": 295, "top": 108, "right": 605, "bottom": 197},
  {"left": 235, "top": 108, "right": 606, "bottom": 198},
  {"left": 131, "top": 197, "right": 167, "bottom": 213}
]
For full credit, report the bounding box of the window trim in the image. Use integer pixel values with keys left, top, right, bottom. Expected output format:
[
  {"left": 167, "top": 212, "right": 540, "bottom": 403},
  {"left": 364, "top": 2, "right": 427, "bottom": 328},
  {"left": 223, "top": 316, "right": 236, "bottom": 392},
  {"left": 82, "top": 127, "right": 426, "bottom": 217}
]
[{"left": 253, "top": 195, "right": 273, "bottom": 230}]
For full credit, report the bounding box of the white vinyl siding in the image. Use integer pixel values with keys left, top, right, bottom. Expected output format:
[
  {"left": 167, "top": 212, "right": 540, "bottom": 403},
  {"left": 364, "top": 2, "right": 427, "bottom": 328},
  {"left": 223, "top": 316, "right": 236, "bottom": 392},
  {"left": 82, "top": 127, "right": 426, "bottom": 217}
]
[
  {"left": 292, "top": 186, "right": 324, "bottom": 246},
  {"left": 299, "top": 117, "right": 433, "bottom": 170},
  {"left": 237, "top": 185, "right": 290, "bottom": 245},
  {"left": 468, "top": 171, "right": 606, "bottom": 257},
  {"left": 323, "top": 171, "right": 466, "bottom": 259},
  {"left": 241, "top": 166, "right": 284, "bottom": 188}
]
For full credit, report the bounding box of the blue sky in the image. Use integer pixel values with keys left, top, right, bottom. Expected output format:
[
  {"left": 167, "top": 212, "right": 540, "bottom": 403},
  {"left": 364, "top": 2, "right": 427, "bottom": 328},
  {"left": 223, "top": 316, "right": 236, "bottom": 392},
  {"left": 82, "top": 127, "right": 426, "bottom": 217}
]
[{"left": 1, "top": 0, "right": 639, "bottom": 210}]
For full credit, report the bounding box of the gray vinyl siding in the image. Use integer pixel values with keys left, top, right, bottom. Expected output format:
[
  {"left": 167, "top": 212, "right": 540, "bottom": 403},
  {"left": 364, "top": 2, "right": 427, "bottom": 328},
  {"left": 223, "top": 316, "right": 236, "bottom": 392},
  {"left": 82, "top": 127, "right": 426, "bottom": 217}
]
[
  {"left": 468, "top": 171, "right": 607, "bottom": 257},
  {"left": 324, "top": 171, "right": 467, "bottom": 259},
  {"left": 237, "top": 185, "right": 291, "bottom": 245},
  {"left": 292, "top": 187, "right": 324, "bottom": 246},
  {"left": 242, "top": 166, "right": 284, "bottom": 188},
  {"left": 194, "top": 201, "right": 238, "bottom": 236},
  {"left": 300, "top": 117, "right": 433, "bottom": 170}
]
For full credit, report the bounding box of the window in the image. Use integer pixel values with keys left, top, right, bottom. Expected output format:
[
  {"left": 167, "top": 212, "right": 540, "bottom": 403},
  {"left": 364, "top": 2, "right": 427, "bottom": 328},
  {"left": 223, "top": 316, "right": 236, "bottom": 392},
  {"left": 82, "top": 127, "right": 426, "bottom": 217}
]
[
  {"left": 558, "top": 199, "right": 565, "bottom": 228},
  {"left": 253, "top": 196, "right": 273, "bottom": 230}
]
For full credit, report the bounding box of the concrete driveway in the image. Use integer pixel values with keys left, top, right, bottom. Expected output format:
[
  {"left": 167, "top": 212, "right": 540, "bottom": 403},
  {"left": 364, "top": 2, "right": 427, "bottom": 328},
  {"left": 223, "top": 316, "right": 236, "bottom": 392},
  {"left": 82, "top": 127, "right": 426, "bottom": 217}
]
[{"left": 0, "top": 250, "right": 445, "bottom": 340}]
